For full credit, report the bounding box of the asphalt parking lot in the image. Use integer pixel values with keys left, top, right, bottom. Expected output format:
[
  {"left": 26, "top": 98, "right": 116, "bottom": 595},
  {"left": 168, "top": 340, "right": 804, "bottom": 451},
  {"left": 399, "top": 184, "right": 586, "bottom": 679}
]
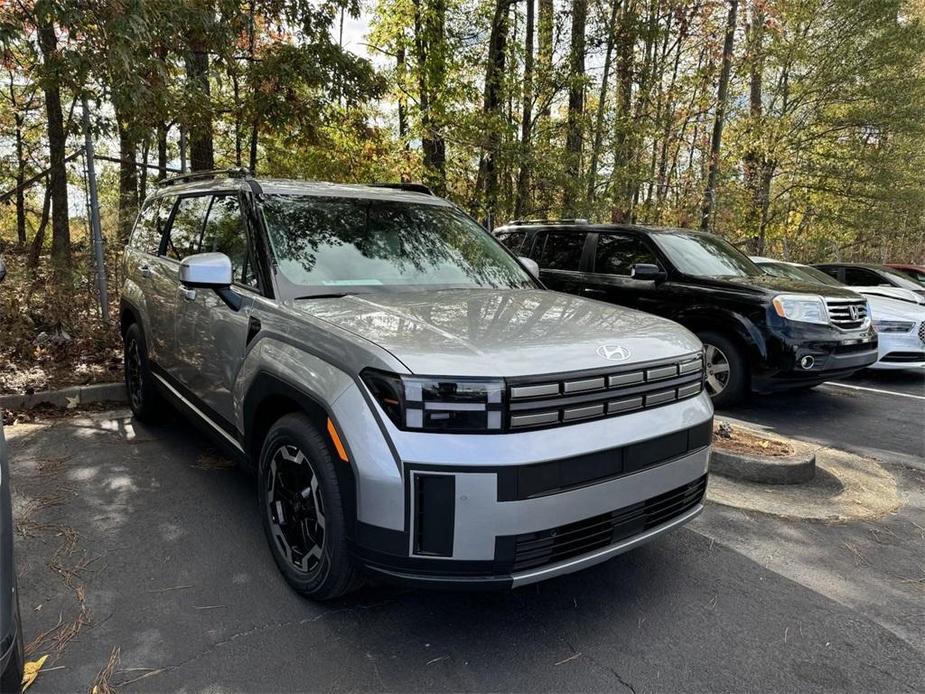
[{"left": 8, "top": 369, "right": 925, "bottom": 692}]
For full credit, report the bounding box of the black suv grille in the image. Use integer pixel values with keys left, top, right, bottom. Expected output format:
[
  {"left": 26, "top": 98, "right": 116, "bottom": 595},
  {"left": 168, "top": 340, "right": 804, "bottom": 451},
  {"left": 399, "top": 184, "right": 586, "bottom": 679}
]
[
  {"left": 508, "top": 475, "right": 707, "bottom": 572},
  {"left": 507, "top": 353, "right": 704, "bottom": 430},
  {"left": 826, "top": 299, "right": 868, "bottom": 329}
]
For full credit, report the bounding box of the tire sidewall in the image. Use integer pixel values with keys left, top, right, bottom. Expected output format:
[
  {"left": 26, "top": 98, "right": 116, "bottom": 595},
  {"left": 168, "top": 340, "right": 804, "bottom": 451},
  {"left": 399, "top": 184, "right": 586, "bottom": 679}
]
[
  {"left": 697, "top": 330, "right": 748, "bottom": 407},
  {"left": 258, "top": 414, "right": 354, "bottom": 599},
  {"left": 123, "top": 323, "right": 158, "bottom": 420}
]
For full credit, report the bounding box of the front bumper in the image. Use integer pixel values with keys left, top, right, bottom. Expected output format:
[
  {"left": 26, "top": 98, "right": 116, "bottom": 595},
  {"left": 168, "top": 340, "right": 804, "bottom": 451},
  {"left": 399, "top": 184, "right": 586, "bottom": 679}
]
[
  {"left": 753, "top": 322, "right": 878, "bottom": 392},
  {"left": 870, "top": 326, "right": 925, "bottom": 370}
]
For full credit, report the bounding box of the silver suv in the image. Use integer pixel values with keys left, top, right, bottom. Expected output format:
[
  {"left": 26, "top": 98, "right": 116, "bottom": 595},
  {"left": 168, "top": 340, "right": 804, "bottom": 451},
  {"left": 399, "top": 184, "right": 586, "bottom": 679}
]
[{"left": 120, "top": 170, "right": 713, "bottom": 600}]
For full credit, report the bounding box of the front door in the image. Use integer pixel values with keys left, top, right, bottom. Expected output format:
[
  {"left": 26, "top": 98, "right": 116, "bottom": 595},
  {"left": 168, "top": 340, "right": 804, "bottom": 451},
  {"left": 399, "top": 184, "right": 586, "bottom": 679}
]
[
  {"left": 530, "top": 230, "right": 590, "bottom": 295},
  {"left": 173, "top": 193, "right": 259, "bottom": 430},
  {"left": 581, "top": 232, "right": 666, "bottom": 313}
]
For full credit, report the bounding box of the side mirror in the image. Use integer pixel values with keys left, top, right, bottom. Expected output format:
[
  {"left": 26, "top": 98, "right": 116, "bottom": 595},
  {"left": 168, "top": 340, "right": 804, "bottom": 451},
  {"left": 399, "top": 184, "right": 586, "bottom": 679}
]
[
  {"left": 631, "top": 263, "right": 665, "bottom": 282},
  {"left": 0, "top": 257, "right": 6, "bottom": 284},
  {"left": 180, "top": 252, "right": 233, "bottom": 288},
  {"left": 519, "top": 257, "right": 540, "bottom": 279},
  {"left": 179, "top": 252, "right": 241, "bottom": 311}
]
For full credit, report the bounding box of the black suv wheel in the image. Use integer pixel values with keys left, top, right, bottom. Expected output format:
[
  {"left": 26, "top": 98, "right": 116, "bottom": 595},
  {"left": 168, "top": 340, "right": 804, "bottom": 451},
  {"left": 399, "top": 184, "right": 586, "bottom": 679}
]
[
  {"left": 697, "top": 330, "right": 748, "bottom": 407},
  {"left": 123, "top": 323, "right": 163, "bottom": 421},
  {"left": 258, "top": 413, "right": 360, "bottom": 600}
]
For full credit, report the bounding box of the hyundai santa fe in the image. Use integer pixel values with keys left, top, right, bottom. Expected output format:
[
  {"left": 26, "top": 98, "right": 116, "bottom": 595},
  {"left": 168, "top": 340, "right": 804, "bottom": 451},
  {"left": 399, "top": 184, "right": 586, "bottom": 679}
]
[{"left": 120, "top": 171, "right": 713, "bottom": 599}]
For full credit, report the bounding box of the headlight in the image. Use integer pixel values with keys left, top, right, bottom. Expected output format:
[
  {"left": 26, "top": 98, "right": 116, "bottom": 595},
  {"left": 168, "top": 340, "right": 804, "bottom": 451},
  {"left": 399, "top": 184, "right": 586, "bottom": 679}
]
[
  {"left": 873, "top": 320, "right": 915, "bottom": 333},
  {"left": 772, "top": 294, "right": 828, "bottom": 325},
  {"left": 361, "top": 369, "right": 505, "bottom": 432}
]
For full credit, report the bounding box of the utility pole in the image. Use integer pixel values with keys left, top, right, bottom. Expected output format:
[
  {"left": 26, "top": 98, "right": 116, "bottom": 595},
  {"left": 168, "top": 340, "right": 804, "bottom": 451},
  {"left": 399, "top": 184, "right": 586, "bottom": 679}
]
[{"left": 81, "top": 93, "right": 110, "bottom": 323}]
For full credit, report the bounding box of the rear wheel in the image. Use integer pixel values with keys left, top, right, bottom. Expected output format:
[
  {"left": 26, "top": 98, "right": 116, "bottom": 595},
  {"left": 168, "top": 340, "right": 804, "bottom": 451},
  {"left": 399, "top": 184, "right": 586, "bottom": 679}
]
[
  {"left": 123, "top": 322, "right": 163, "bottom": 421},
  {"left": 258, "top": 413, "right": 360, "bottom": 600},
  {"left": 697, "top": 330, "right": 748, "bottom": 408}
]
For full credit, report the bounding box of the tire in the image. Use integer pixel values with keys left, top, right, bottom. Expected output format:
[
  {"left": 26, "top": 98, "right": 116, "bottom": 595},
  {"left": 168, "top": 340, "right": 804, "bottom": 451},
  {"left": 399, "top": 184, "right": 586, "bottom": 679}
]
[
  {"left": 123, "top": 322, "right": 163, "bottom": 422},
  {"left": 0, "top": 615, "right": 23, "bottom": 694},
  {"left": 258, "top": 413, "right": 360, "bottom": 600},
  {"left": 696, "top": 330, "right": 749, "bottom": 408}
]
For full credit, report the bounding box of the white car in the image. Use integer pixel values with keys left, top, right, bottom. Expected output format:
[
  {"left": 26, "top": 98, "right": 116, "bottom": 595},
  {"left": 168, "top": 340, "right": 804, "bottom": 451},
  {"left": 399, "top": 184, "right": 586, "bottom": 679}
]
[{"left": 752, "top": 258, "right": 925, "bottom": 371}]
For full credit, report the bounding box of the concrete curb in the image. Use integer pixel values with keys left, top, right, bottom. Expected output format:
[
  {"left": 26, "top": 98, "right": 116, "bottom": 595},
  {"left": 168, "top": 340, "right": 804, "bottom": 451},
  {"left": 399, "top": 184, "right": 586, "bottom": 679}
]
[
  {"left": 711, "top": 442, "right": 816, "bottom": 485},
  {"left": 0, "top": 382, "right": 127, "bottom": 410}
]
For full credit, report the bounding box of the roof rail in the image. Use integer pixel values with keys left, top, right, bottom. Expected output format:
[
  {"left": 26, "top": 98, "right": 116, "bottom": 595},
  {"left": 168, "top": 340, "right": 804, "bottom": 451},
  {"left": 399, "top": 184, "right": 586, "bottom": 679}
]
[
  {"left": 158, "top": 167, "right": 252, "bottom": 188},
  {"left": 370, "top": 182, "right": 435, "bottom": 196},
  {"left": 506, "top": 218, "right": 589, "bottom": 226}
]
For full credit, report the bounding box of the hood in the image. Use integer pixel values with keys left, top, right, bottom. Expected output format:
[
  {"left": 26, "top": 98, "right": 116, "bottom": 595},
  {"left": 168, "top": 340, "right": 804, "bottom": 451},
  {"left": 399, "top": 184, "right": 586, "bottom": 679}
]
[
  {"left": 867, "top": 294, "right": 925, "bottom": 321},
  {"left": 854, "top": 286, "right": 925, "bottom": 306},
  {"left": 294, "top": 289, "right": 701, "bottom": 377},
  {"left": 704, "top": 274, "right": 862, "bottom": 299}
]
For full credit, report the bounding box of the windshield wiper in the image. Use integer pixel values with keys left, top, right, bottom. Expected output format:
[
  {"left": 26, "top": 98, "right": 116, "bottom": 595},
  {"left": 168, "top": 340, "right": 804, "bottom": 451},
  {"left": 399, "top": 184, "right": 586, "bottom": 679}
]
[{"left": 293, "top": 292, "right": 354, "bottom": 300}]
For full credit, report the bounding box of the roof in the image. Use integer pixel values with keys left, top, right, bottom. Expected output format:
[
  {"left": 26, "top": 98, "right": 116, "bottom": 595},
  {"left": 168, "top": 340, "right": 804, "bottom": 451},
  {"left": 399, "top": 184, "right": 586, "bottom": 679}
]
[
  {"left": 495, "top": 220, "right": 703, "bottom": 235},
  {"left": 150, "top": 171, "right": 448, "bottom": 206}
]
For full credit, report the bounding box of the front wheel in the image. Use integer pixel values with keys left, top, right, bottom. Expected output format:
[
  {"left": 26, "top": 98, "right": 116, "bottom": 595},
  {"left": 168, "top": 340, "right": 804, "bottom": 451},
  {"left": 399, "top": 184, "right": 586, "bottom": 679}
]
[
  {"left": 696, "top": 330, "right": 749, "bottom": 408},
  {"left": 258, "top": 413, "right": 360, "bottom": 600}
]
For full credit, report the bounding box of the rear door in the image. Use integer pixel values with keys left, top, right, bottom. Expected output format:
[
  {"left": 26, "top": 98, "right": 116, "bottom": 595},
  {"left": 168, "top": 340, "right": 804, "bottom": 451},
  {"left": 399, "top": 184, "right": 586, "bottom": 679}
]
[
  {"left": 527, "top": 229, "right": 591, "bottom": 294},
  {"left": 173, "top": 192, "right": 260, "bottom": 431},
  {"left": 581, "top": 232, "right": 666, "bottom": 311}
]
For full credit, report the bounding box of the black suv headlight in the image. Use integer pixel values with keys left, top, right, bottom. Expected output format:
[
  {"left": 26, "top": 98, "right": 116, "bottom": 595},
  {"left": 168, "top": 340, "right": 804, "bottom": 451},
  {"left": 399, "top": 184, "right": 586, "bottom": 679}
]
[{"left": 361, "top": 369, "right": 505, "bottom": 432}]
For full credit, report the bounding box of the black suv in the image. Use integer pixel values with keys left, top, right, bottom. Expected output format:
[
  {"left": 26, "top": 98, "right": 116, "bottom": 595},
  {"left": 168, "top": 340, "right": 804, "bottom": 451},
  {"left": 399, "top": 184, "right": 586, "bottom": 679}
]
[{"left": 495, "top": 221, "right": 878, "bottom": 406}]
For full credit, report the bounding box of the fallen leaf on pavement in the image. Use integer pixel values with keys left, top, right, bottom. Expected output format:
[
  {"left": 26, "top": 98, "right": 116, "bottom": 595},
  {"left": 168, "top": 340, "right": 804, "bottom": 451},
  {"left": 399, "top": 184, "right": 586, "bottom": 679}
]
[{"left": 22, "top": 654, "right": 49, "bottom": 691}]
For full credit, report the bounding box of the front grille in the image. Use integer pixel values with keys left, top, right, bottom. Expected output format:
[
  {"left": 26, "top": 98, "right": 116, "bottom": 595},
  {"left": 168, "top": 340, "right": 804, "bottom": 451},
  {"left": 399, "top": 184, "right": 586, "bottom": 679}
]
[
  {"left": 881, "top": 351, "right": 925, "bottom": 363},
  {"left": 507, "top": 353, "right": 704, "bottom": 431},
  {"left": 508, "top": 475, "right": 707, "bottom": 572},
  {"left": 918, "top": 322, "right": 925, "bottom": 344},
  {"left": 826, "top": 299, "right": 868, "bottom": 329}
]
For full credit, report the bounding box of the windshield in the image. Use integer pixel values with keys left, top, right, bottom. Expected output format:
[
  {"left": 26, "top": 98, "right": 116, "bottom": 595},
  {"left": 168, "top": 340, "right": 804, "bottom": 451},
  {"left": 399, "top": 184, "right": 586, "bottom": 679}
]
[
  {"left": 653, "top": 231, "right": 762, "bottom": 278},
  {"left": 759, "top": 261, "right": 843, "bottom": 287},
  {"left": 880, "top": 266, "right": 925, "bottom": 291},
  {"left": 793, "top": 264, "right": 844, "bottom": 287},
  {"left": 261, "top": 196, "right": 534, "bottom": 295}
]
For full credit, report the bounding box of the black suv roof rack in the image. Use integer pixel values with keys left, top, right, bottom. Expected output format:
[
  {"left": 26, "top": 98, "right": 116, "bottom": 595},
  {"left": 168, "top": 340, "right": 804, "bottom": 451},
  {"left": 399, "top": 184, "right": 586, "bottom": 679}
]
[
  {"left": 370, "top": 182, "right": 435, "bottom": 196},
  {"left": 158, "top": 167, "right": 252, "bottom": 188},
  {"left": 506, "top": 218, "right": 589, "bottom": 226}
]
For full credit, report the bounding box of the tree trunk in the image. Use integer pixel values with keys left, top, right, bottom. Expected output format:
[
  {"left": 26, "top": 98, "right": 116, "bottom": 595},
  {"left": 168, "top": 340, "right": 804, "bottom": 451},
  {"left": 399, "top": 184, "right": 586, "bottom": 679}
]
[
  {"left": 14, "top": 114, "right": 26, "bottom": 246},
  {"left": 586, "top": 0, "right": 621, "bottom": 215},
  {"left": 397, "top": 46, "right": 409, "bottom": 146},
  {"left": 139, "top": 134, "right": 150, "bottom": 201},
  {"left": 117, "top": 121, "right": 139, "bottom": 244},
  {"left": 612, "top": 1, "right": 636, "bottom": 222},
  {"left": 562, "top": 0, "right": 588, "bottom": 216},
  {"left": 157, "top": 123, "right": 168, "bottom": 180},
  {"left": 514, "top": 0, "right": 535, "bottom": 218},
  {"left": 744, "top": 0, "right": 767, "bottom": 252},
  {"left": 185, "top": 46, "right": 214, "bottom": 171},
  {"left": 537, "top": 0, "right": 553, "bottom": 119},
  {"left": 36, "top": 19, "right": 71, "bottom": 271},
  {"left": 413, "top": 0, "right": 448, "bottom": 195},
  {"left": 28, "top": 180, "right": 52, "bottom": 272},
  {"left": 475, "top": 0, "right": 511, "bottom": 217},
  {"left": 699, "top": 0, "right": 738, "bottom": 231}
]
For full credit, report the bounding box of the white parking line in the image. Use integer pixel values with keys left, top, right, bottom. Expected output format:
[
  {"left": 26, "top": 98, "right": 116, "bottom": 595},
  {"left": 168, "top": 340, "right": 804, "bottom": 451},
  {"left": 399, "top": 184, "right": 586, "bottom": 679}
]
[{"left": 823, "top": 382, "right": 925, "bottom": 401}]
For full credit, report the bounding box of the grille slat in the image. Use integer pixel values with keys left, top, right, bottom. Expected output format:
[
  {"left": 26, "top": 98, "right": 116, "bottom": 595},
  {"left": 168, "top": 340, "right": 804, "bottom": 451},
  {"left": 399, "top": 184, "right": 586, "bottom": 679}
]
[
  {"left": 825, "top": 299, "right": 869, "bottom": 329},
  {"left": 508, "top": 353, "right": 704, "bottom": 431},
  {"left": 510, "top": 476, "right": 707, "bottom": 572}
]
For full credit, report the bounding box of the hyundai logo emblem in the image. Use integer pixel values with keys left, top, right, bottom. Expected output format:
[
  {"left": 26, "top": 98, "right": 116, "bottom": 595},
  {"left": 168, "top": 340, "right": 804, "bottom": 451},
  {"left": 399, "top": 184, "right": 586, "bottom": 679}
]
[{"left": 596, "top": 344, "right": 632, "bottom": 362}]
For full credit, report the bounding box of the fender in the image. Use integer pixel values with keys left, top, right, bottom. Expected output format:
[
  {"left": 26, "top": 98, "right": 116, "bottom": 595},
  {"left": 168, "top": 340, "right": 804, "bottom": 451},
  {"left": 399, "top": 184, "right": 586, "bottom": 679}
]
[
  {"left": 119, "top": 284, "right": 151, "bottom": 339},
  {"left": 242, "top": 371, "right": 359, "bottom": 540},
  {"left": 671, "top": 305, "right": 769, "bottom": 361}
]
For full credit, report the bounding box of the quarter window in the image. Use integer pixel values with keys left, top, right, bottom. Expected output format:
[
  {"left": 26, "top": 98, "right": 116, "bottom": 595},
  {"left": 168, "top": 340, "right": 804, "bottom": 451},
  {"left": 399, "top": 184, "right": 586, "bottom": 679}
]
[
  {"left": 163, "top": 195, "right": 210, "bottom": 260},
  {"left": 496, "top": 230, "right": 526, "bottom": 253},
  {"left": 201, "top": 195, "right": 256, "bottom": 287},
  {"left": 594, "top": 234, "right": 658, "bottom": 276},
  {"left": 536, "top": 231, "right": 586, "bottom": 271}
]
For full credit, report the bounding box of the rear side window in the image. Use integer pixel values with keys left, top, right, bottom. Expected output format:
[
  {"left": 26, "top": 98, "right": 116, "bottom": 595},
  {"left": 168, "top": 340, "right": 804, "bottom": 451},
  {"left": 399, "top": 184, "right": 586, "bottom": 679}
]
[
  {"left": 844, "top": 267, "right": 885, "bottom": 286},
  {"left": 496, "top": 230, "right": 526, "bottom": 253},
  {"left": 535, "top": 231, "right": 586, "bottom": 271},
  {"left": 129, "top": 198, "right": 171, "bottom": 255},
  {"left": 201, "top": 195, "right": 256, "bottom": 287},
  {"left": 594, "top": 234, "right": 658, "bottom": 275},
  {"left": 164, "top": 195, "right": 210, "bottom": 260}
]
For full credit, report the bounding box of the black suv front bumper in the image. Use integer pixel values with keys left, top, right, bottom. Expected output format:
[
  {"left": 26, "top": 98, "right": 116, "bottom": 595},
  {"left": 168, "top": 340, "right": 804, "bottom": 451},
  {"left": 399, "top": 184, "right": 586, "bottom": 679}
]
[{"left": 753, "top": 322, "right": 878, "bottom": 392}]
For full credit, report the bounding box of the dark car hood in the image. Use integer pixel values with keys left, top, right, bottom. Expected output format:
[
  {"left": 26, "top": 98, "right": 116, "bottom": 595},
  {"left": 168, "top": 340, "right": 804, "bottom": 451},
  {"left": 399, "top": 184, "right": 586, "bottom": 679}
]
[
  {"left": 294, "top": 289, "right": 702, "bottom": 377},
  {"left": 699, "top": 274, "right": 863, "bottom": 299}
]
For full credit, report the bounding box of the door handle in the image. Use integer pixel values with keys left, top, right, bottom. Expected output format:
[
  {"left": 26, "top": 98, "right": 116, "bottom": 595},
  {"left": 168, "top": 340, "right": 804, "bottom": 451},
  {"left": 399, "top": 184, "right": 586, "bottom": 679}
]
[
  {"left": 180, "top": 285, "right": 197, "bottom": 302},
  {"left": 140, "top": 264, "right": 151, "bottom": 279},
  {"left": 582, "top": 287, "right": 606, "bottom": 295}
]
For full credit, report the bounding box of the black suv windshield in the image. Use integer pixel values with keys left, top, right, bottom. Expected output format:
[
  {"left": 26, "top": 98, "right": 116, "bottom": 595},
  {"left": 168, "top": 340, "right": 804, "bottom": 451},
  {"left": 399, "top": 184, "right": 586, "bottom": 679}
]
[
  {"left": 653, "top": 231, "right": 762, "bottom": 278},
  {"left": 261, "top": 195, "right": 533, "bottom": 295}
]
